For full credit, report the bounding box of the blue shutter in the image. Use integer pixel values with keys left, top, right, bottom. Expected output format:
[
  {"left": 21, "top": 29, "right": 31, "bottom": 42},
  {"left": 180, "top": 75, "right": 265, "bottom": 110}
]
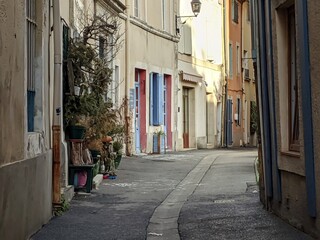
[
  {"left": 158, "top": 74, "right": 164, "bottom": 125},
  {"left": 160, "top": 135, "right": 165, "bottom": 153},
  {"left": 153, "top": 73, "right": 159, "bottom": 125},
  {"left": 149, "top": 73, "right": 153, "bottom": 125}
]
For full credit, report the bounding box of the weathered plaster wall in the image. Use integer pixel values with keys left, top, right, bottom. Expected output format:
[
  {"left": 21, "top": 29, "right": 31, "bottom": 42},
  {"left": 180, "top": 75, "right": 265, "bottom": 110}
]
[
  {"left": 0, "top": 1, "right": 53, "bottom": 239},
  {"left": 308, "top": 0, "right": 320, "bottom": 236},
  {"left": 266, "top": 0, "right": 320, "bottom": 237},
  {"left": 0, "top": 0, "right": 26, "bottom": 165},
  {"left": 176, "top": 0, "right": 223, "bottom": 150},
  {"left": 273, "top": 171, "right": 317, "bottom": 235},
  {"left": 242, "top": 1, "right": 256, "bottom": 146},
  {"left": 226, "top": 0, "right": 244, "bottom": 147},
  {"left": 129, "top": 20, "right": 176, "bottom": 153},
  {"left": 0, "top": 153, "right": 52, "bottom": 240}
]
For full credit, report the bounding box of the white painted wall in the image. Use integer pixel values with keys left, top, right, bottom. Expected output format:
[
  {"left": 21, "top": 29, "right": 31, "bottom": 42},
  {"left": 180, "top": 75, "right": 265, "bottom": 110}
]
[{"left": 177, "top": 0, "right": 224, "bottom": 149}]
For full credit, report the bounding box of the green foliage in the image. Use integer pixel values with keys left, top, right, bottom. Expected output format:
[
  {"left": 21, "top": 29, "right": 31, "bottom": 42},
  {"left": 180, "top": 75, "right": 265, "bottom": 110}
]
[
  {"left": 64, "top": 39, "right": 112, "bottom": 125},
  {"left": 250, "top": 101, "right": 259, "bottom": 135},
  {"left": 113, "top": 141, "right": 123, "bottom": 154},
  {"left": 53, "top": 196, "right": 70, "bottom": 216},
  {"left": 154, "top": 129, "right": 165, "bottom": 136},
  {"left": 63, "top": 12, "right": 125, "bottom": 155}
]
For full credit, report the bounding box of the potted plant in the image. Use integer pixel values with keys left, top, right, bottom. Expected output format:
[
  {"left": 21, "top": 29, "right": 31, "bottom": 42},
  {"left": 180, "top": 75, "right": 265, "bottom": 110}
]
[
  {"left": 113, "top": 141, "right": 123, "bottom": 169},
  {"left": 153, "top": 130, "right": 165, "bottom": 154}
]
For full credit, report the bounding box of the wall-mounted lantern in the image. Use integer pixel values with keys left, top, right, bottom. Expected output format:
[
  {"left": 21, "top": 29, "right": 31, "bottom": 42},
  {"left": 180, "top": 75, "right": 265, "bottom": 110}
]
[{"left": 176, "top": 0, "right": 202, "bottom": 34}]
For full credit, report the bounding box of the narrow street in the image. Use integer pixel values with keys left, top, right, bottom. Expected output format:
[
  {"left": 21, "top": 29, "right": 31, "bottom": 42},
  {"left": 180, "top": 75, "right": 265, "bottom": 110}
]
[{"left": 32, "top": 149, "right": 312, "bottom": 240}]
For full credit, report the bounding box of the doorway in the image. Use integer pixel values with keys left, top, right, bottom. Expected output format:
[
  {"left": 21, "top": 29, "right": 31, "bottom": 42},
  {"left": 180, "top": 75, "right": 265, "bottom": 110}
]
[
  {"left": 183, "top": 88, "right": 190, "bottom": 148},
  {"left": 226, "top": 98, "right": 233, "bottom": 146},
  {"left": 134, "top": 69, "right": 147, "bottom": 153}
]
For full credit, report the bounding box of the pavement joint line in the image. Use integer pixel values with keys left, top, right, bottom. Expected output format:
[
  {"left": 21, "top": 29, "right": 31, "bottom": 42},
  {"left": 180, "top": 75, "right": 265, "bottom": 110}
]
[{"left": 146, "top": 154, "right": 220, "bottom": 240}]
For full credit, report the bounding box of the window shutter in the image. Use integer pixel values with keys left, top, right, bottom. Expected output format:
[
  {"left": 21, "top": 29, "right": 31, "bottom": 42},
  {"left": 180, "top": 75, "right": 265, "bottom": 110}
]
[
  {"left": 153, "top": 74, "right": 159, "bottom": 125},
  {"left": 239, "top": 99, "right": 241, "bottom": 125},
  {"left": 158, "top": 74, "right": 164, "bottom": 125},
  {"left": 229, "top": 44, "right": 233, "bottom": 77},
  {"left": 184, "top": 26, "right": 192, "bottom": 55},
  {"left": 149, "top": 73, "right": 154, "bottom": 125},
  {"left": 235, "top": 2, "right": 239, "bottom": 23}
]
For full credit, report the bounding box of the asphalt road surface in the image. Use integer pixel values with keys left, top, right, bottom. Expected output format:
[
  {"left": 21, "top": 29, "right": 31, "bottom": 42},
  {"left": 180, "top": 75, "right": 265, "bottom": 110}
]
[{"left": 32, "top": 149, "right": 313, "bottom": 240}]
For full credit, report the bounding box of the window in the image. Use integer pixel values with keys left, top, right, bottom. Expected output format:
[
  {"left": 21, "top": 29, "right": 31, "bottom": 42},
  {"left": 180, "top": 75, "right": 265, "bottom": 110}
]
[
  {"left": 134, "top": 0, "right": 139, "bottom": 17},
  {"left": 232, "top": 0, "right": 239, "bottom": 23},
  {"left": 113, "top": 65, "right": 120, "bottom": 107},
  {"left": 243, "top": 50, "right": 250, "bottom": 80},
  {"left": 229, "top": 43, "right": 233, "bottom": 78},
  {"left": 288, "top": 6, "right": 299, "bottom": 151},
  {"left": 149, "top": 73, "right": 164, "bottom": 126},
  {"left": 26, "top": 0, "right": 37, "bottom": 132},
  {"left": 162, "top": 0, "right": 168, "bottom": 31},
  {"left": 63, "top": 25, "right": 70, "bottom": 101},
  {"left": 99, "top": 36, "right": 105, "bottom": 59},
  {"left": 103, "top": 35, "right": 115, "bottom": 103},
  {"left": 235, "top": 97, "right": 241, "bottom": 126},
  {"left": 247, "top": 0, "right": 251, "bottom": 22},
  {"left": 237, "top": 45, "right": 240, "bottom": 75}
]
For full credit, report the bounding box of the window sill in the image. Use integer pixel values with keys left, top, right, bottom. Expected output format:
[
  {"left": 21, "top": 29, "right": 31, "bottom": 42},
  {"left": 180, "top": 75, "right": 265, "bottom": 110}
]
[
  {"left": 278, "top": 150, "right": 304, "bottom": 176},
  {"left": 280, "top": 151, "right": 300, "bottom": 158}
]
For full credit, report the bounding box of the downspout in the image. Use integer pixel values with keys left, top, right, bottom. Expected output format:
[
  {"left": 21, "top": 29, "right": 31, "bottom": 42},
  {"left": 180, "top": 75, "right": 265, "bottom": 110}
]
[
  {"left": 125, "top": 0, "right": 131, "bottom": 156},
  {"left": 296, "top": 0, "right": 316, "bottom": 218},
  {"left": 222, "top": 0, "right": 228, "bottom": 147},
  {"left": 251, "top": 0, "right": 265, "bottom": 205},
  {"left": 256, "top": 0, "right": 273, "bottom": 205},
  {"left": 48, "top": 0, "right": 52, "bottom": 147},
  {"left": 174, "top": 1, "right": 179, "bottom": 151},
  {"left": 52, "top": 0, "right": 62, "bottom": 206},
  {"left": 265, "top": 0, "right": 281, "bottom": 203},
  {"left": 240, "top": 1, "right": 244, "bottom": 146}
]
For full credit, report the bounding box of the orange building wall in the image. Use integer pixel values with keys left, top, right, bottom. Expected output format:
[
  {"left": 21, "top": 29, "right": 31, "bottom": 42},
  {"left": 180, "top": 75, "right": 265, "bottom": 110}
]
[{"left": 227, "top": 0, "right": 244, "bottom": 146}]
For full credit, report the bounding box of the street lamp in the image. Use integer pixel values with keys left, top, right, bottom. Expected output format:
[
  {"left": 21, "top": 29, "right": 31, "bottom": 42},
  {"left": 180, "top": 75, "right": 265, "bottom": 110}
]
[{"left": 176, "top": 0, "right": 202, "bottom": 34}]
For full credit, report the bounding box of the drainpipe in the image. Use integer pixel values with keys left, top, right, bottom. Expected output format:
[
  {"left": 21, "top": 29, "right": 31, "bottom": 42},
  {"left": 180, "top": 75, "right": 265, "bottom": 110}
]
[
  {"left": 250, "top": 0, "right": 264, "bottom": 204},
  {"left": 124, "top": 0, "right": 131, "bottom": 156},
  {"left": 52, "top": 0, "right": 62, "bottom": 206},
  {"left": 256, "top": 0, "right": 274, "bottom": 207},
  {"left": 296, "top": 0, "right": 316, "bottom": 218},
  {"left": 240, "top": 1, "right": 244, "bottom": 146},
  {"left": 222, "top": 0, "right": 228, "bottom": 147}
]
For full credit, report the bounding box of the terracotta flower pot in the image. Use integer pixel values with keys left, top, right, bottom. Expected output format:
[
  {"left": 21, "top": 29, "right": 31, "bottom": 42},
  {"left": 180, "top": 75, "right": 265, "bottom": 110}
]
[{"left": 101, "top": 136, "right": 112, "bottom": 143}]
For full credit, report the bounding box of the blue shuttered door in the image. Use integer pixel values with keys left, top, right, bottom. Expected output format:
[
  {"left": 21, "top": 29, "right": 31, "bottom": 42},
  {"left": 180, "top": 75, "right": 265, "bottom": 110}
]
[
  {"left": 153, "top": 73, "right": 159, "bottom": 125},
  {"left": 160, "top": 135, "right": 165, "bottom": 153},
  {"left": 227, "top": 99, "right": 233, "bottom": 146},
  {"left": 149, "top": 73, "right": 154, "bottom": 125},
  {"left": 158, "top": 74, "right": 164, "bottom": 125},
  {"left": 150, "top": 73, "right": 164, "bottom": 126}
]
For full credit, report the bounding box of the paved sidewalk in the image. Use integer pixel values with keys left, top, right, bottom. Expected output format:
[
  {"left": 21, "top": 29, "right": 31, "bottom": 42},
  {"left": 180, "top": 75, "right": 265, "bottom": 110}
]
[{"left": 178, "top": 150, "right": 313, "bottom": 240}]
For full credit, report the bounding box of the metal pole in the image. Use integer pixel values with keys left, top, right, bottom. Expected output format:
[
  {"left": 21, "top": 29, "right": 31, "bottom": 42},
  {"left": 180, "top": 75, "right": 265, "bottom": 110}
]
[
  {"left": 52, "top": 0, "right": 62, "bottom": 205},
  {"left": 125, "top": 0, "right": 131, "bottom": 156}
]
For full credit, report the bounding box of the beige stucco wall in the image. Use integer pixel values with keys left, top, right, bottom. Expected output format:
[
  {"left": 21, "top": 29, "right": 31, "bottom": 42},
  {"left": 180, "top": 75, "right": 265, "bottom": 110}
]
[
  {"left": 177, "top": 57, "right": 223, "bottom": 149},
  {"left": 176, "top": 0, "right": 224, "bottom": 150},
  {"left": 0, "top": 1, "right": 53, "bottom": 239},
  {"left": 308, "top": 0, "right": 320, "bottom": 236},
  {"left": 0, "top": 153, "right": 52, "bottom": 240},
  {"left": 0, "top": 0, "right": 26, "bottom": 165},
  {"left": 242, "top": 1, "right": 256, "bottom": 146},
  {"left": 127, "top": 1, "right": 177, "bottom": 154},
  {"left": 266, "top": 0, "right": 320, "bottom": 237}
]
